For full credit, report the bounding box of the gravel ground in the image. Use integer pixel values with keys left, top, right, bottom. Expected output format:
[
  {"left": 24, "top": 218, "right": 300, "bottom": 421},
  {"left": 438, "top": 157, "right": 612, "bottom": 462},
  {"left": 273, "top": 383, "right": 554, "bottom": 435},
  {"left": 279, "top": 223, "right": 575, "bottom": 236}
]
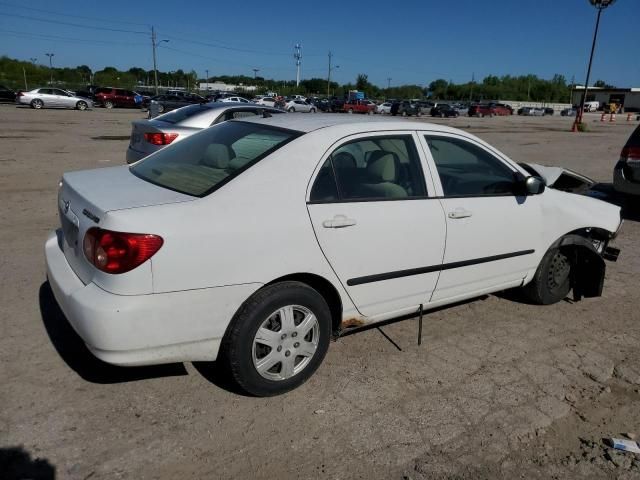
[{"left": 1, "top": 104, "right": 639, "bottom": 479}]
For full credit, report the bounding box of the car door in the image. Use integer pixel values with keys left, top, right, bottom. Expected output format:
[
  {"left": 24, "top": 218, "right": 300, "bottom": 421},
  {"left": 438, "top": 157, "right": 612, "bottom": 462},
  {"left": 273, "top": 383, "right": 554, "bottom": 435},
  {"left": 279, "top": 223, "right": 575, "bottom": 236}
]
[
  {"left": 418, "top": 133, "right": 542, "bottom": 302},
  {"left": 307, "top": 132, "right": 447, "bottom": 319},
  {"left": 53, "top": 89, "right": 74, "bottom": 108}
]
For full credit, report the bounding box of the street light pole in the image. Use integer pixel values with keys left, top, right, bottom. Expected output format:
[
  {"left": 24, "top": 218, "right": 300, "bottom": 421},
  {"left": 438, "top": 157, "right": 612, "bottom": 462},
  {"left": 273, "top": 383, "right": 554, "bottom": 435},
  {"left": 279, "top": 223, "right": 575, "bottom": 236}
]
[
  {"left": 45, "top": 53, "right": 54, "bottom": 85},
  {"left": 573, "top": 0, "right": 616, "bottom": 131},
  {"left": 151, "top": 26, "right": 169, "bottom": 95}
]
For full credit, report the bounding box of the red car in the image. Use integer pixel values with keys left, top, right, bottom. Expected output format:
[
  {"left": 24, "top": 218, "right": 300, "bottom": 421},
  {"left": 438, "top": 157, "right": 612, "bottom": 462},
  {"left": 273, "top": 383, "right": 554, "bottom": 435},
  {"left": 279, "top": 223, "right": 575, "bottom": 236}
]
[
  {"left": 94, "top": 87, "right": 143, "bottom": 109},
  {"left": 468, "top": 103, "right": 512, "bottom": 117},
  {"left": 343, "top": 99, "right": 376, "bottom": 114}
]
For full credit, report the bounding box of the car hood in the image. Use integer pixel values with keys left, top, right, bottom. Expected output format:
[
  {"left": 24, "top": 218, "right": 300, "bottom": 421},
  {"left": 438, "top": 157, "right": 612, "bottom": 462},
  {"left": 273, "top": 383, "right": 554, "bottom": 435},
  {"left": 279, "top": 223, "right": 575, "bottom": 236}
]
[{"left": 524, "top": 163, "right": 595, "bottom": 192}]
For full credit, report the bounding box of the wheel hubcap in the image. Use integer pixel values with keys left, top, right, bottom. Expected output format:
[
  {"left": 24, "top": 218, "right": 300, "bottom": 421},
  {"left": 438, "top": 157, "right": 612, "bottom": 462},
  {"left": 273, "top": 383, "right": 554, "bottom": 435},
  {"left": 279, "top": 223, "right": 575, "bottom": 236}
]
[
  {"left": 547, "top": 252, "right": 570, "bottom": 290},
  {"left": 252, "top": 305, "right": 319, "bottom": 381}
]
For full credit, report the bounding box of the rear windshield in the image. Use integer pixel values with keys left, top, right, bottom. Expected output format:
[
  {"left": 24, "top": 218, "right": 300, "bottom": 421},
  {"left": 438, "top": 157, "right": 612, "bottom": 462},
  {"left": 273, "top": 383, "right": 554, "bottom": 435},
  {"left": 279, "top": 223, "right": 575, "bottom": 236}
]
[
  {"left": 131, "top": 121, "right": 301, "bottom": 197},
  {"left": 156, "top": 104, "right": 211, "bottom": 124}
]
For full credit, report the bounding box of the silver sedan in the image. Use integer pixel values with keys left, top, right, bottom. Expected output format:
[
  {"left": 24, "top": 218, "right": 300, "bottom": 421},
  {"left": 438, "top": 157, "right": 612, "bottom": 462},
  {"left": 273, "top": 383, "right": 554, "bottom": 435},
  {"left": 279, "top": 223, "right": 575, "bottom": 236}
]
[
  {"left": 16, "top": 88, "right": 93, "bottom": 110},
  {"left": 126, "top": 102, "right": 284, "bottom": 164}
]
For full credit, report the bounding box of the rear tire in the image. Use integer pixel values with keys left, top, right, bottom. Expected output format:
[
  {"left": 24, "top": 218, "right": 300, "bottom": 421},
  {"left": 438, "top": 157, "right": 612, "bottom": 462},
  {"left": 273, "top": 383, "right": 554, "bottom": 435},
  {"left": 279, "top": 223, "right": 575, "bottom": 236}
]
[
  {"left": 157, "top": 104, "right": 165, "bottom": 113},
  {"left": 104, "top": 100, "right": 114, "bottom": 109},
  {"left": 288, "top": 107, "right": 295, "bottom": 112},
  {"left": 31, "top": 99, "right": 43, "bottom": 109},
  {"left": 219, "top": 281, "right": 332, "bottom": 396},
  {"left": 522, "top": 247, "right": 572, "bottom": 305}
]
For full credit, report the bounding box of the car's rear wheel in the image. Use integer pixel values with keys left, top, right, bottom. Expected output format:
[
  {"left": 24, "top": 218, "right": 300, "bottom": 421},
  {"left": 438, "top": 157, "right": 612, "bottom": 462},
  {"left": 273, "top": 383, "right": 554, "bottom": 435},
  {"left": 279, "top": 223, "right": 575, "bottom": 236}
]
[
  {"left": 104, "top": 100, "right": 114, "bottom": 109},
  {"left": 76, "top": 101, "right": 87, "bottom": 111},
  {"left": 31, "top": 99, "right": 43, "bottom": 109},
  {"left": 220, "top": 281, "right": 332, "bottom": 396},
  {"left": 157, "top": 104, "right": 165, "bottom": 113},
  {"left": 522, "top": 247, "right": 572, "bottom": 305},
  {"left": 288, "top": 107, "right": 295, "bottom": 113},
  {"left": 347, "top": 108, "right": 353, "bottom": 114},
  {"left": 310, "top": 107, "right": 316, "bottom": 113}
]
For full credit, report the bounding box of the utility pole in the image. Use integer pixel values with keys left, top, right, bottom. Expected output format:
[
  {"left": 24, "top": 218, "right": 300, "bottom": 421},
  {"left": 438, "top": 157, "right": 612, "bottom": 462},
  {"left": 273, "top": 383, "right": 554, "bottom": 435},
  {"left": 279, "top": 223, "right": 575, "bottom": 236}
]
[
  {"left": 294, "top": 44, "right": 302, "bottom": 87},
  {"left": 23, "top": 67, "right": 28, "bottom": 90},
  {"left": 45, "top": 53, "right": 54, "bottom": 85},
  {"left": 469, "top": 72, "right": 474, "bottom": 102},
  {"left": 151, "top": 26, "right": 169, "bottom": 95},
  {"left": 387, "top": 77, "right": 392, "bottom": 89},
  {"left": 205, "top": 69, "right": 209, "bottom": 90},
  {"left": 253, "top": 68, "right": 260, "bottom": 80},
  {"left": 570, "top": 74, "right": 575, "bottom": 104},
  {"left": 327, "top": 51, "right": 332, "bottom": 97}
]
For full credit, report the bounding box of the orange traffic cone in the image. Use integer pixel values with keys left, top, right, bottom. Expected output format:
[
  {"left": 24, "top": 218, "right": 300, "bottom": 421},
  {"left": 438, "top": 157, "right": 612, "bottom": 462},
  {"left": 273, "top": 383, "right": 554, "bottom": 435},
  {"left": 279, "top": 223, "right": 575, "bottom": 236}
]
[
  {"left": 601, "top": 113, "right": 606, "bottom": 122},
  {"left": 610, "top": 112, "right": 616, "bottom": 122}
]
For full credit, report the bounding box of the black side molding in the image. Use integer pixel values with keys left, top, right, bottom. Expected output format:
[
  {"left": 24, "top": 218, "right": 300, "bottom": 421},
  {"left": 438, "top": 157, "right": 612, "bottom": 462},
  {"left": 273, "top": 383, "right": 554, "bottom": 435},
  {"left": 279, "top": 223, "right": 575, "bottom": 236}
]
[{"left": 347, "top": 249, "right": 535, "bottom": 286}]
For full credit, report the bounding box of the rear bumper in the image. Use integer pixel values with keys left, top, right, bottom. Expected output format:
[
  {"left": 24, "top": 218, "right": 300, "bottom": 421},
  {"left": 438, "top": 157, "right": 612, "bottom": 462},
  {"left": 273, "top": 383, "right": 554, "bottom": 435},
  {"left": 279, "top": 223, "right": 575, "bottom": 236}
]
[
  {"left": 126, "top": 146, "right": 147, "bottom": 164},
  {"left": 45, "top": 230, "right": 261, "bottom": 366},
  {"left": 613, "top": 163, "right": 640, "bottom": 195}
]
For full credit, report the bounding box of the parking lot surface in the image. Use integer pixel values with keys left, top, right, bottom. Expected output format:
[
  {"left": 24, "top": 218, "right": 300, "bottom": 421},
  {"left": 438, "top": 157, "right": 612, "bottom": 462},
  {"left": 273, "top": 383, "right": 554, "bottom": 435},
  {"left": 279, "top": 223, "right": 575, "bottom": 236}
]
[{"left": 1, "top": 105, "right": 639, "bottom": 479}]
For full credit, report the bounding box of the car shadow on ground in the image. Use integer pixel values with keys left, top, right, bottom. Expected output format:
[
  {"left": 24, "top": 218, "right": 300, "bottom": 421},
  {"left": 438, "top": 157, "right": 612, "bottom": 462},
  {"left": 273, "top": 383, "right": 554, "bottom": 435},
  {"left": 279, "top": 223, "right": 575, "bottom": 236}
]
[
  {"left": 586, "top": 183, "right": 640, "bottom": 222},
  {"left": 0, "top": 446, "right": 55, "bottom": 480},
  {"left": 38, "top": 281, "right": 188, "bottom": 384}
]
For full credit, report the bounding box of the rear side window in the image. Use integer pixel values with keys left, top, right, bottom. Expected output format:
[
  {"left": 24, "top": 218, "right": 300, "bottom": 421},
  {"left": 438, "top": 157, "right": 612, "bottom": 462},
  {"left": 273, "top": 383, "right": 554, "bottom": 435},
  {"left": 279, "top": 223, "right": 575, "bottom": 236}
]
[
  {"left": 131, "top": 122, "right": 300, "bottom": 197},
  {"left": 310, "top": 135, "right": 427, "bottom": 202},
  {"left": 425, "top": 136, "right": 516, "bottom": 197}
]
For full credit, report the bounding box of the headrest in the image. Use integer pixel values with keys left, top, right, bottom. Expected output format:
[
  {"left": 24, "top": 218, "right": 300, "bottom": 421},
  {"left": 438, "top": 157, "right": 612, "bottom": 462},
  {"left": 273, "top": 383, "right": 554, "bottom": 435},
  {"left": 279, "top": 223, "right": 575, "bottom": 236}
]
[
  {"left": 367, "top": 152, "right": 397, "bottom": 182},
  {"left": 333, "top": 151, "right": 356, "bottom": 169},
  {"left": 202, "top": 144, "right": 230, "bottom": 169}
]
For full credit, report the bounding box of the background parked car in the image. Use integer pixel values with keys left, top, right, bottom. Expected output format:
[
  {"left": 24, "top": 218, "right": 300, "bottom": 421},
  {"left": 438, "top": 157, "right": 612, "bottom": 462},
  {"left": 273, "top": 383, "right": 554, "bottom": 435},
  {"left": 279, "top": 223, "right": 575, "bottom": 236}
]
[
  {"left": 126, "top": 102, "right": 283, "bottom": 163},
  {"left": 544, "top": 107, "right": 555, "bottom": 116},
  {"left": 254, "top": 97, "right": 277, "bottom": 107},
  {"left": 517, "top": 106, "right": 545, "bottom": 116},
  {"left": 16, "top": 88, "right": 93, "bottom": 110},
  {"left": 147, "top": 93, "right": 206, "bottom": 118},
  {"left": 284, "top": 99, "right": 316, "bottom": 113},
  {"left": 0, "top": 84, "right": 17, "bottom": 102},
  {"left": 469, "top": 104, "right": 511, "bottom": 117},
  {"left": 94, "top": 88, "right": 144, "bottom": 108},
  {"left": 391, "top": 100, "right": 420, "bottom": 116},
  {"left": 430, "top": 104, "right": 460, "bottom": 118},
  {"left": 220, "top": 96, "right": 251, "bottom": 103},
  {"left": 613, "top": 124, "right": 640, "bottom": 196},
  {"left": 377, "top": 102, "right": 392, "bottom": 114},
  {"left": 561, "top": 107, "right": 577, "bottom": 117}
]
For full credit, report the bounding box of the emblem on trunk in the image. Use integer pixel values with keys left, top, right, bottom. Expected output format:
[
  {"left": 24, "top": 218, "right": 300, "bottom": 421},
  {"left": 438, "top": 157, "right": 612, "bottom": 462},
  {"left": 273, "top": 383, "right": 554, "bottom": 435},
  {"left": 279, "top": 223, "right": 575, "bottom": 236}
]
[{"left": 82, "top": 208, "right": 100, "bottom": 224}]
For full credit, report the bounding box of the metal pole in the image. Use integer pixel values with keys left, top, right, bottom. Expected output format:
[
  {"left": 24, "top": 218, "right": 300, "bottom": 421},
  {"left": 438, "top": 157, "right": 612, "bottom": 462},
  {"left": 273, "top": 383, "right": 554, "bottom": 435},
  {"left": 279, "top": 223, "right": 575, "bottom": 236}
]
[
  {"left": 152, "top": 26, "right": 159, "bottom": 95},
  {"left": 387, "top": 77, "right": 391, "bottom": 89},
  {"left": 327, "top": 51, "right": 332, "bottom": 97},
  {"left": 23, "top": 67, "right": 27, "bottom": 90},
  {"left": 45, "top": 53, "right": 54, "bottom": 85},
  {"left": 575, "top": 7, "right": 602, "bottom": 129}
]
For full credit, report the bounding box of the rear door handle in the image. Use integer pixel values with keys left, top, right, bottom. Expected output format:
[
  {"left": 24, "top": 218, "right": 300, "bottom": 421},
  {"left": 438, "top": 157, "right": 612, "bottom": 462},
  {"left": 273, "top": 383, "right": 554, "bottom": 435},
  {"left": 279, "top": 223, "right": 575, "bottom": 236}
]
[
  {"left": 322, "top": 215, "right": 357, "bottom": 228},
  {"left": 448, "top": 208, "right": 473, "bottom": 219}
]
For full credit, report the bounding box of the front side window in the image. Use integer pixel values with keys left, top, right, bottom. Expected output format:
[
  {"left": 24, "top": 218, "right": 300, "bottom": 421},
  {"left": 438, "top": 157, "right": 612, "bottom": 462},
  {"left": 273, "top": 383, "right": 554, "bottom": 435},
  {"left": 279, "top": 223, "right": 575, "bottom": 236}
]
[
  {"left": 131, "top": 121, "right": 300, "bottom": 197},
  {"left": 425, "top": 136, "right": 517, "bottom": 197},
  {"left": 309, "top": 135, "right": 427, "bottom": 202},
  {"left": 38, "top": 88, "right": 52, "bottom": 95}
]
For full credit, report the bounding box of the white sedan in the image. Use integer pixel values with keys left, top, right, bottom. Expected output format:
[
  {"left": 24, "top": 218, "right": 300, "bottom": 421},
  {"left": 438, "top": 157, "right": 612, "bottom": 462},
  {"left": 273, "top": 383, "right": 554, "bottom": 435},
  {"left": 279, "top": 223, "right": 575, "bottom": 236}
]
[
  {"left": 284, "top": 99, "right": 316, "bottom": 113},
  {"left": 220, "top": 96, "right": 251, "bottom": 103},
  {"left": 377, "top": 102, "right": 392, "bottom": 114},
  {"left": 46, "top": 115, "right": 622, "bottom": 396}
]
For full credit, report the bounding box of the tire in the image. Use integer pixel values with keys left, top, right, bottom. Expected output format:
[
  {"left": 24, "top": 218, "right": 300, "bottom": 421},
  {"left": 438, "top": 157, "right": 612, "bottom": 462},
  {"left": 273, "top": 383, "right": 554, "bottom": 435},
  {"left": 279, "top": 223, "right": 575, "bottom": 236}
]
[
  {"left": 76, "top": 101, "right": 87, "bottom": 111},
  {"left": 220, "top": 281, "right": 332, "bottom": 396},
  {"left": 31, "top": 99, "right": 43, "bottom": 109},
  {"left": 310, "top": 107, "right": 316, "bottom": 113},
  {"left": 104, "top": 100, "right": 114, "bottom": 109},
  {"left": 522, "top": 247, "right": 572, "bottom": 305},
  {"left": 402, "top": 110, "right": 407, "bottom": 117},
  {"left": 347, "top": 108, "right": 353, "bottom": 114},
  {"left": 440, "top": 113, "right": 445, "bottom": 118},
  {"left": 288, "top": 107, "right": 295, "bottom": 112},
  {"left": 157, "top": 104, "right": 165, "bottom": 113}
]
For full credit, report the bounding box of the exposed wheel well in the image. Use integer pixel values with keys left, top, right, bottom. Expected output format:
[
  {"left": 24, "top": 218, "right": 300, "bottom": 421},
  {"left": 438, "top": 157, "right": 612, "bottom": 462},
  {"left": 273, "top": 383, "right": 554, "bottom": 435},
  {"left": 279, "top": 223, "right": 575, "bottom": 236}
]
[{"left": 265, "top": 273, "right": 343, "bottom": 333}]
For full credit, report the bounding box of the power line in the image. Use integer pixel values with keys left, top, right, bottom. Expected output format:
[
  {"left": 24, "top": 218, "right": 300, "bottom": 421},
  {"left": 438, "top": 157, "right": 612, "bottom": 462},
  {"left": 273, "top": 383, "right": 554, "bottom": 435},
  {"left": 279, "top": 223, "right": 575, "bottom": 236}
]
[
  {"left": 0, "top": 29, "right": 147, "bottom": 47},
  {"left": 0, "top": 12, "right": 148, "bottom": 34},
  {"left": 0, "top": 0, "right": 150, "bottom": 27}
]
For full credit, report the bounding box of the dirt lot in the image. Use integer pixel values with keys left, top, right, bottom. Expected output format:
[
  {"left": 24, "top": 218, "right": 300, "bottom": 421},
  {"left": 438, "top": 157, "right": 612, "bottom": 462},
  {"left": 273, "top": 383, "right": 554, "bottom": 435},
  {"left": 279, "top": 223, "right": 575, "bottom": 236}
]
[{"left": 1, "top": 104, "right": 639, "bottom": 479}]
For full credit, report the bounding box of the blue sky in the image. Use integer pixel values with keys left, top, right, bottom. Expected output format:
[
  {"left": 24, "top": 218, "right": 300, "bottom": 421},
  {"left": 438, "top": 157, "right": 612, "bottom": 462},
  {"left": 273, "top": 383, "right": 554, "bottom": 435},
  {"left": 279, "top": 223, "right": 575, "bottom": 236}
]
[{"left": 1, "top": 0, "right": 638, "bottom": 88}]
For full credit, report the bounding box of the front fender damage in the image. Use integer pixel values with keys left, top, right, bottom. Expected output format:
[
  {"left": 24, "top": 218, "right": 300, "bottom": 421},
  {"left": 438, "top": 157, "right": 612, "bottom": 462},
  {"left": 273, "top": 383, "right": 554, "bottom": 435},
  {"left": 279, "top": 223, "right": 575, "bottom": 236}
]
[{"left": 556, "top": 234, "right": 607, "bottom": 301}]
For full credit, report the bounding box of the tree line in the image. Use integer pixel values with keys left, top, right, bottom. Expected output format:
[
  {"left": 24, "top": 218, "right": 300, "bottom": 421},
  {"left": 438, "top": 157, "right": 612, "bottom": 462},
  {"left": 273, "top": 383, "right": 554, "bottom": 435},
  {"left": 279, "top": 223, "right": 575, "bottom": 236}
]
[{"left": 0, "top": 55, "right": 614, "bottom": 102}]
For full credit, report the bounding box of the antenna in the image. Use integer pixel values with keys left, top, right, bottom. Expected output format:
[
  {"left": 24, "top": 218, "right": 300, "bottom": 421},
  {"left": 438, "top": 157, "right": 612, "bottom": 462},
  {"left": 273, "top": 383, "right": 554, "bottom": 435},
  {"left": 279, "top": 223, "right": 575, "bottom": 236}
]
[{"left": 294, "top": 43, "right": 302, "bottom": 87}]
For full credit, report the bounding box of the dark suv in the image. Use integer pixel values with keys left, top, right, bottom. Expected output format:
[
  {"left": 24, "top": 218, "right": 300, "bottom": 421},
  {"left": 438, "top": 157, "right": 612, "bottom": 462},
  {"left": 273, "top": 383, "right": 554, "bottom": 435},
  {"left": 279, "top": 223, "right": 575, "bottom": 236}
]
[
  {"left": 0, "top": 85, "right": 16, "bottom": 102},
  {"left": 94, "top": 88, "right": 143, "bottom": 108}
]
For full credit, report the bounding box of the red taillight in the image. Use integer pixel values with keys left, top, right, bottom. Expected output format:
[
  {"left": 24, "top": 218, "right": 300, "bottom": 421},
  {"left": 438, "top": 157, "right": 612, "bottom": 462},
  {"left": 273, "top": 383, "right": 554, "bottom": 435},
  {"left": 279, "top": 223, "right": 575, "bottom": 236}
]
[
  {"left": 17, "top": 92, "right": 24, "bottom": 97},
  {"left": 83, "top": 228, "right": 163, "bottom": 274},
  {"left": 621, "top": 146, "right": 640, "bottom": 162},
  {"left": 144, "top": 132, "right": 178, "bottom": 145}
]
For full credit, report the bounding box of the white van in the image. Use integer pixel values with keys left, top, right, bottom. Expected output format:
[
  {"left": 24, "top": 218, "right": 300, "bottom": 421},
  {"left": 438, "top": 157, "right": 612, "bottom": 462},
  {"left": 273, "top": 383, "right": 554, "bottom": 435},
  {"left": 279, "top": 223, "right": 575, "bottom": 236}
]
[{"left": 584, "top": 101, "right": 600, "bottom": 112}]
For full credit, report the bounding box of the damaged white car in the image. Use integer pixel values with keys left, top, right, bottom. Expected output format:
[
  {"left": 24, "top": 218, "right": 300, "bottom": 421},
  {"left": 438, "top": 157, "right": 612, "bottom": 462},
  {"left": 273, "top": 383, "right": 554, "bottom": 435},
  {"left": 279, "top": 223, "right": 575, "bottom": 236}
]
[{"left": 45, "top": 116, "right": 622, "bottom": 396}]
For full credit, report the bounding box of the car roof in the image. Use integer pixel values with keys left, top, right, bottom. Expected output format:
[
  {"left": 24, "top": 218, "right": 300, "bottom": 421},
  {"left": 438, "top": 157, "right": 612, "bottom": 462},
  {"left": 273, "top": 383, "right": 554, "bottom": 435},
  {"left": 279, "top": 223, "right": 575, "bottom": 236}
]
[{"left": 235, "top": 113, "right": 462, "bottom": 135}]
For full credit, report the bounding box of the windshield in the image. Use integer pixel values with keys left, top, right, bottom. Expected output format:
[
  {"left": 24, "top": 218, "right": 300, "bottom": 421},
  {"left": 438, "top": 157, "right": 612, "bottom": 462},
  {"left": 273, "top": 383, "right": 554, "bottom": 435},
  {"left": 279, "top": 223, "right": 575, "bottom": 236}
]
[{"left": 131, "top": 121, "right": 301, "bottom": 197}]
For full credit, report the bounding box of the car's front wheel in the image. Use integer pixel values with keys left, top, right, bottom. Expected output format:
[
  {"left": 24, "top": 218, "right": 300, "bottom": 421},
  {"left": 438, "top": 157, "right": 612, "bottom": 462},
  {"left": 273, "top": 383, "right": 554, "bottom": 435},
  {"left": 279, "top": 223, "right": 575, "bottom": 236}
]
[
  {"left": 76, "top": 101, "right": 88, "bottom": 111},
  {"left": 220, "top": 281, "right": 332, "bottom": 396},
  {"left": 522, "top": 247, "right": 572, "bottom": 305},
  {"left": 157, "top": 104, "right": 165, "bottom": 113},
  {"left": 288, "top": 107, "right": 295, "bottom": 112}
]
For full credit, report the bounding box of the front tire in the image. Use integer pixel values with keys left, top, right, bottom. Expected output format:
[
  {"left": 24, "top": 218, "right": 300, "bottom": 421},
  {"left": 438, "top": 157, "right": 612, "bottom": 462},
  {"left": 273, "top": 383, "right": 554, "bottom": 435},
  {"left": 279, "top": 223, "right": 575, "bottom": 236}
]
[
  {"left": 220, "top": 281, "right": 332, "bottom": 396},
  {"left": 522, "top": 248, "right": 571, "bottom": 305},
  {"left": 76, "top": 101, "right": 87, "bottom": 111},
  {"left": 157, "top": 104, "right": 165, "bottom": 113},
  {"left": 288, "top": 107, "right": 295, "bottom": 112}
]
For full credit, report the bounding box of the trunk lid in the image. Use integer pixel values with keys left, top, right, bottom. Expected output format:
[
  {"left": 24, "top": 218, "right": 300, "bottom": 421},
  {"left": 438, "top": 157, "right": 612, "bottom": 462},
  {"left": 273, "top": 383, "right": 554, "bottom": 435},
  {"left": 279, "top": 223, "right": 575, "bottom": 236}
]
[{"left": 58, "top": 165, "right": 194, "bottom": 284}]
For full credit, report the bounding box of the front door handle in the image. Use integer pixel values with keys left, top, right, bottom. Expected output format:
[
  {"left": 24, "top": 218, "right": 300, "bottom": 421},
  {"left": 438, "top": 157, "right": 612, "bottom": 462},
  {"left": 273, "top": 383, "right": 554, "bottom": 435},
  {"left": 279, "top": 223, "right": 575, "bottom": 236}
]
[
  {"left": 322, "top": 214, "right": 357, "bottom": 228},
  {"left": 448, "top": 208, "right": 473, "bottom": 219}
]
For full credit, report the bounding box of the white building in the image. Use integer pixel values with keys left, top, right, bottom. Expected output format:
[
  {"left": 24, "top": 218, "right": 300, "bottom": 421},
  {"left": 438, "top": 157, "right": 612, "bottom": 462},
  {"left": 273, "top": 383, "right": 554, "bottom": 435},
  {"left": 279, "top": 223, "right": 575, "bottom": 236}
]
[
  {"left": 199, "top": 82, "right": 257, "bottom": 92},
  {"left": 572, "top": 86, "right": 640, "bottom": 112}
]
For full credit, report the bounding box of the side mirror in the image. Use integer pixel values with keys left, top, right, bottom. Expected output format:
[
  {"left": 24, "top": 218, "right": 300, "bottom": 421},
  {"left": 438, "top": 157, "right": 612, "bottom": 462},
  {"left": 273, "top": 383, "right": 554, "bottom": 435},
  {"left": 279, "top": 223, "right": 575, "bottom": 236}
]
[{"left": 525, "top": 175, "right": 545, "bottom": 195}]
